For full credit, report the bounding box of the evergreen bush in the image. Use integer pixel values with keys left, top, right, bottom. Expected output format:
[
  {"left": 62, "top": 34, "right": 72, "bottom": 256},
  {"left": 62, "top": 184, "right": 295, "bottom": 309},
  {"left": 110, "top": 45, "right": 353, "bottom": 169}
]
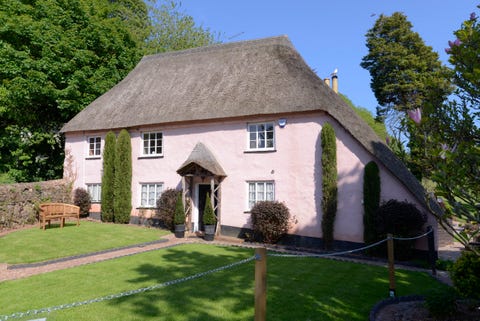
[
  {"left": 202, "top": 193, "right": 216, "bottom": 225},
  {"left": 113, "top": 129, "right": 132, "bottom": 224},
  {"left": 251, "top": 200, "right": 291, "bottom": 244},
  {"left": 174, "top": 193, "right": 185, "bottom": 225},
  {"left": 375, "top": 199, "right": 427, "bottom": 260},
  {"left": 449, "top": 251, "right": 480, "bottom": 300},
  {"left": 73, "top": 187, "right": 91, "bottom": 217},
  {"left": 363, "top": 161, "right": 380, "bottom": 245},
  {"left": 156, "top": 188, "right": 180, "bottom": 231},
  {"left": 101, "top": 131, "right": 116, "bottom": 222},
  {"left": 321, "top": 123, "right": 337, "bottom": 249}
]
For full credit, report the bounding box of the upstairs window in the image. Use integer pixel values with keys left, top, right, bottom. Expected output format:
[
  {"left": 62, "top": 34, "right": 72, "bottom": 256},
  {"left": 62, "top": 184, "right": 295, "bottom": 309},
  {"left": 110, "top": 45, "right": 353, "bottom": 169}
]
[
  {"left": 140, "top": 183, "right": 163, "bottom": 207},
  {"left": 88, "top": 137, "right": 101, "bottom": 157},
  {"left": 248, "top": 122, "right": 275, "bottom": 150},
  {"left": 248, "top": 181, "right": 275, "bottom": 210},
  {"left": 142, "top": 132, "right": 163, "bottom": 156}
]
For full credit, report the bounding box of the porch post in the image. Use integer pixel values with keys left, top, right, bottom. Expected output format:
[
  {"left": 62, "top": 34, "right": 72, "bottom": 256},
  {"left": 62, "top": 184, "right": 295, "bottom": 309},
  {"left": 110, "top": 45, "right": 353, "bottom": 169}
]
[{"left": 214, "top": 181, "right": 222, "bottom": 235}]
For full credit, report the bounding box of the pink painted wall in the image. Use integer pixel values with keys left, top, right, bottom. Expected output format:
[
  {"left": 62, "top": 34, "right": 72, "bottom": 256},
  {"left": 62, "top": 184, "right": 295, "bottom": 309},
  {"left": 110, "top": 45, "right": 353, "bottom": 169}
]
[{"left": 64, "top": 111, "right": 434, "bottom": 246}]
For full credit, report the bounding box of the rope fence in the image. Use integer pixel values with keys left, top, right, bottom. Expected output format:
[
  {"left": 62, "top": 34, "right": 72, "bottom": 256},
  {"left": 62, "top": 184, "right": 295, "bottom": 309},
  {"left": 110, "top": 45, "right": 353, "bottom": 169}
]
[{"left": 0, "top": 228, "right": 435, "bottom": 320}]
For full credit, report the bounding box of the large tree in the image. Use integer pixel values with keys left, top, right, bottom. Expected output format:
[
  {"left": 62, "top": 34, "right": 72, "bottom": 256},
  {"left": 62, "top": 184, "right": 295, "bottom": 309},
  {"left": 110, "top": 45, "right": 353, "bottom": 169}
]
[
  {"left": 0, "top": 0, "right": 218, "bottom": 182},
  {"left": 361, "top": 12, "right": 452, "bottom": 179}
]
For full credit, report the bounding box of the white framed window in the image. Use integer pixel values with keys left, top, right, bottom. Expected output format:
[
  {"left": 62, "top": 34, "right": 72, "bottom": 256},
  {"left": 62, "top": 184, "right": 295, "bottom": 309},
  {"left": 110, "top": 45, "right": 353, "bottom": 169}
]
[
  {"left": 142, "top": 132, "right": 163, "bottom": 156},
  {"left": 86, "top": 183, "right": 101, "bottom": 202},
  {"left": 247, "top": 181, "right": 275, "bottom": 210},
  {"left": 88, "top": 136, "right": 101, "bottom": 157},
  {"left": 248, "top": 122, "right": 275, "bottom": 150},
  {"left": 140, "top": 183, "right": 163, "bottom": 207}
]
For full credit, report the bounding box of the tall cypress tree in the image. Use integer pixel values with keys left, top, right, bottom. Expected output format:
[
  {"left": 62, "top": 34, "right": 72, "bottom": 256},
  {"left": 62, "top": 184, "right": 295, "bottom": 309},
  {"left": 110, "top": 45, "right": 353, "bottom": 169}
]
[
  {"left": 101, "top": 131, "right": 116, "bottom": 222},
  {"left": 321, "top": 123, "right": 337, "bottom": 250},
  {"left": 363, "top": 161, "right": 380, "bottom": 245},
  {"left": 114, "top": 129, "right": 132, "bottom": 223}
]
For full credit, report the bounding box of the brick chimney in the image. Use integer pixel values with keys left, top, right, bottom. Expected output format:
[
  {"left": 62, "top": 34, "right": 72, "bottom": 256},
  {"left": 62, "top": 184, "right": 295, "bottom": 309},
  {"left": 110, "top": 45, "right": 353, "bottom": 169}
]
[{"left": 332, "top": 74, "right": 338, "bottom": 94}]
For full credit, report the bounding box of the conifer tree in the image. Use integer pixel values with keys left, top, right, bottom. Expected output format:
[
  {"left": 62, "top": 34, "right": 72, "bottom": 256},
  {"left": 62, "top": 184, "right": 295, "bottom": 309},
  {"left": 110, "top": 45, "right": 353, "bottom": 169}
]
[
  {"left": 363, "top": 161, "right": 380, "bottom": 245},
  {"left": 101, "top": 131, "right": 116, "bottom": 222},
  {"left": 113, "top": 129, "right": 132, "bottom": 223},
  {"left": 321, "top": 123, "right": 337, "bottom": 249}
]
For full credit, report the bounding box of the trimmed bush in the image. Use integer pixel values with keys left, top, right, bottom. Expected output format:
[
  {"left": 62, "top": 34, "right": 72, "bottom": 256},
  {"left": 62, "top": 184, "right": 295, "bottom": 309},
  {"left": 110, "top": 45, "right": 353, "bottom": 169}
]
[
  {"left": 449, "top": 251, "right": 480, "bottom": 300},
  {"left": 174, "top": 193, "right": 185, "bottom": 225},
  {"left": 156, "top": 188, "right": 180, "bottom": 231},
  {"left": 114, "top": 129, "right": 132, "bottom": 224},
  {"left": 363, "top": 161, "right": 380, "bottom": 245},
  {"left": 251, "top": 200, "right": 291, "bottom": 244},
  {"left": 321, "top": 123, "right": 337, "bottom": 249},
  {"left": 73, "top": 187, "right": 91, "bottom": 217},
  {"left": 375, "top": 199, "right": 427, "bottom": 260},
  {"left": 202, "top": 193, "right": 216, "bottom": 225},
  {"left": 425, "top": 288, "right": 458, "bottom": 318},
  {"left": 101, "top": 131, "right": 116, "bottom": 222}
]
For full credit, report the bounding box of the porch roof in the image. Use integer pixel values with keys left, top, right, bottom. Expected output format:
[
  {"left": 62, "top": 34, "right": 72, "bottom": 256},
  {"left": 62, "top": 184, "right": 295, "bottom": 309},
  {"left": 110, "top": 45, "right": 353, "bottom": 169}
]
[{"left": 177, "top": 142, "right": 226, "bottom": 177}]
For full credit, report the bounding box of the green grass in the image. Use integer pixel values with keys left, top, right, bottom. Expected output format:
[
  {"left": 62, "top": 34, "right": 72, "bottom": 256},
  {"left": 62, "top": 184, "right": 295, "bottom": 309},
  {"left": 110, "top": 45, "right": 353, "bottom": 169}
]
[
  {"left": 0, "top": 221, "right": 170, "bottom": 264},
  {"left": 0, "top": 244, "right": 449, "bottom": 321}
]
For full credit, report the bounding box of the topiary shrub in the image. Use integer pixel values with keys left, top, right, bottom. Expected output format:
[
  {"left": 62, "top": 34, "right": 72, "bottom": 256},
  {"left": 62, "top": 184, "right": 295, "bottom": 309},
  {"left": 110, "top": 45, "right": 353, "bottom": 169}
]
[
  {"left": 174, "top": 193, "right": 185, "bottom": 225},
  {"left": 363, "top": 161, "right": 380, "bottom": 246},
  {"left": 156, "top": 188, "right": 180, "bottom": 231},
  {"left": 202, "top": 193, "right": 216, "bottom": 225},
  {"left": 101, "top": 131, "right": 116, "bottom": 222},
  {"left": 251, "top": 201, "right": 292, "bottom": 244},
  {"left": 321, "top": 123, "right": 338, "bottom": 249},
  {"left": 114, "top": 129, "right": 132, "bottom": 224},
  {"left": 73, "top": 187, "right": 91, "bottom": 217},
  {"left": 375, "top": 199, "right": 427, "bottom": 260},
  {"left": 449, "top": 251, "right": 480, "bottom": 300}
]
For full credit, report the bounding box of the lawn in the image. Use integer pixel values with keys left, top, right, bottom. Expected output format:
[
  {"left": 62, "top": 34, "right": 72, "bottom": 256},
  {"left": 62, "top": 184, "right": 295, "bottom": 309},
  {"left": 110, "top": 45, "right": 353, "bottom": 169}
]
[
  {"left": 0, "top": 243, "right": 449, "bottom": 321},
  {"left": 0, "top": 221, "right": 170, "bottom": 264}
]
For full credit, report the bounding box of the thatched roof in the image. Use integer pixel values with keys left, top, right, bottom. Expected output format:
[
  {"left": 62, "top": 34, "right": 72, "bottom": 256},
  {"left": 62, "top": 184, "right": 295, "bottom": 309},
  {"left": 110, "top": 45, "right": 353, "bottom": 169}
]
[
  {"left": 61, "top": 35, "right": 428, "bottom": 208},
  {"left": 177, "top": 142, "right": 226, "bottom": 177}
]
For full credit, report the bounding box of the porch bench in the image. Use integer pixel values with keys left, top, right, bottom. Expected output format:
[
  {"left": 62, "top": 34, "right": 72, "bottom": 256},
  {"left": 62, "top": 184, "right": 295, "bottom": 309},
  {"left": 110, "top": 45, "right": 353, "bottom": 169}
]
[{"left": 39, "top": 203, "right": 80, "bottom": 230}]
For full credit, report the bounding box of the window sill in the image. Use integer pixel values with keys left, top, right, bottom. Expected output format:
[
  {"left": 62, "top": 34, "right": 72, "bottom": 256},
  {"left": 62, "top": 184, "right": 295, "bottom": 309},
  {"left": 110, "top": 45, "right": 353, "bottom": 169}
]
[
  {"left": 137, "top": 155, "right": 164, "bottom": 159},
  {"left": 136, "top": 207, "right": 157, "bottom": 210},
  {"left": 243, "top": 211, "right": 251, "bottom": 214},
  {"left": 244, "top": 149, "right": 276, "bottom": 154},
  {"left": 85, "top": 156, "right": 101, "bottom": 160}
]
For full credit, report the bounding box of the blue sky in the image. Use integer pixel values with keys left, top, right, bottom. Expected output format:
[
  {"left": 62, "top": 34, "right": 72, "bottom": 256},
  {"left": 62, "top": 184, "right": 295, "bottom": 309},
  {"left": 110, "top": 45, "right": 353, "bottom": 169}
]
[{"left": 179, "top": 1, "right": 479, "bottom": 114}]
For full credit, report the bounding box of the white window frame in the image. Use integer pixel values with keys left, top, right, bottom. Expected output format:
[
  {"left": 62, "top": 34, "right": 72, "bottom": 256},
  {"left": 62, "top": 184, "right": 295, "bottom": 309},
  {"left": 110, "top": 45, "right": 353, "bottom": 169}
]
[
  {"left": 142, "top": 132, "right": 163, "bottom": 156},
  {"left": 86, "top": 183, "right": 101, "bottom": 203},
  {"left": 247, "top": 181, "right": 275, "bottom": 210},
  {"left": 87, "top": 136, "right": 101, "bottom": 157},
  {"left": 247, "top": 122, "right": 275, "bottom": 151},
  {"left": 140, "top": 183, "right": 163, "bottom": 208}
]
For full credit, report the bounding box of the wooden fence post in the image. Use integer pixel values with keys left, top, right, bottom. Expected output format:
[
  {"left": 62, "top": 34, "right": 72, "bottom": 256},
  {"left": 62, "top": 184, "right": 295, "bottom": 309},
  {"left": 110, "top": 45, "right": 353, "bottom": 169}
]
[
  {"left": 387, "top": 233, "right": 396, "bottom": 297},
  {"left": 427, "top": 226, "right": 437, "bottom": 276},
  {"left": 255, "top": 247, "right": 267, "bottom": 321}
]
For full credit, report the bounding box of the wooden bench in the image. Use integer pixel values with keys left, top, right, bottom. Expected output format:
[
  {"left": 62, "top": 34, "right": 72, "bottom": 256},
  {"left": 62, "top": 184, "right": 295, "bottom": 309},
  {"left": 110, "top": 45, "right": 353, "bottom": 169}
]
[{"left": 39, "top": 203, "right": 80, "bottom": 230}]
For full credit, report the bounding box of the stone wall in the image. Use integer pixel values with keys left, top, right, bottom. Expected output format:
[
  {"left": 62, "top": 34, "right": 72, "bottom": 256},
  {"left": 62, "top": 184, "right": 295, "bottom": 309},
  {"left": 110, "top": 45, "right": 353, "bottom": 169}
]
[{"left": 0, "top": 180, "right": 72, "bottom": 231}]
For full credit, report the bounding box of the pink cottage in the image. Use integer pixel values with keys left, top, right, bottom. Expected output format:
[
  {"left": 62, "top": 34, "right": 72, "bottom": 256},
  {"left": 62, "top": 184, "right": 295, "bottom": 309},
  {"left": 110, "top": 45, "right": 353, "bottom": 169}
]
[{"left": 61, "top": 36, "right": 438, "bottom": 250}]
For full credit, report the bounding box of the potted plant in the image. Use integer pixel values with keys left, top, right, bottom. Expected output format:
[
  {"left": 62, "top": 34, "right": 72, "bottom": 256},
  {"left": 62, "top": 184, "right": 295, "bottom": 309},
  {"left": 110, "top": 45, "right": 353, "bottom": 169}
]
[
  {"left": 203, "top": 193, "right": 216, "bottom": 241},
  {"left": 173, "top": 193, "right": 185, "bottom": 238}
]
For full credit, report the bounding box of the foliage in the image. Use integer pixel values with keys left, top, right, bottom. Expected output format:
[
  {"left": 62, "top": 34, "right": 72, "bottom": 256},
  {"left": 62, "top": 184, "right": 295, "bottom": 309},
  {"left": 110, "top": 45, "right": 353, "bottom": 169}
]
[
  {"left": 424, "top": 287, "right": 458, "bottom": 318},
  {"left": 113, "top": 129, "right": 132, "bottom": 224},
  {"left": 202, "top": 193, "right": 216, "bottom": 226},
  {"left": 423, "top": 9, "right": 480, "bottom": 256},
  {"left": 340, "top": 94, "right": 388, "bottom": 141},
  {"left": 143, "top": 1, "right": 219, "bottom": 55},
  {"left": 173, "top": 193, "right": 185, "bottom": 225},
  {"left": 73, "top": 187, "right": 91, "bottom": 217},
  {"left": 0, "top": 173, "right": 15, "bottom": 184},
  {"left": 251, "top": 200, "right": 292, "bottom": 244},
  {"left": 0, "top": 0, "right": 218, "bottom": 183},
  {"left": 363, "top": 161, "right": 380, "bottom": 245},
  {"left": 321, "top": 123, "right": 337, "bottom": 249},
  {"left": 361, "top": 12, "right": 452, "bottom": 180},
  {"left": 375, "top": 199, "right": 427, "bottom": 260},
  {"left": 101, "top": 131, "right": 116, "bottom": 222},
  {"left": 156, "top": 188, "right": 180, "bottom": 231},
  {"left": 449, "top": 250, "right": 480, "bottom": 300},
  {"left": 0, "top": 0, "right": 144, "bottom": 182}
]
